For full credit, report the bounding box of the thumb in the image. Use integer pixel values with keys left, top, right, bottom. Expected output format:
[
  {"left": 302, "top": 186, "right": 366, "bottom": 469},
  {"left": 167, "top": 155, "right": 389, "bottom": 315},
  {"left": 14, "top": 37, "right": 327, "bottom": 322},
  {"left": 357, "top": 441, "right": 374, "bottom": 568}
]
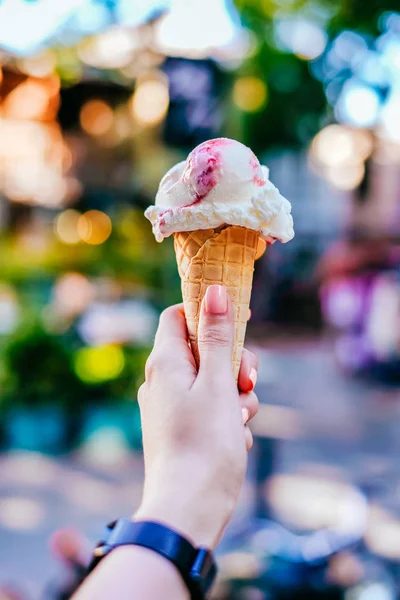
[{"left": 197, "top": 285, "right": 234, "bottom": 382}]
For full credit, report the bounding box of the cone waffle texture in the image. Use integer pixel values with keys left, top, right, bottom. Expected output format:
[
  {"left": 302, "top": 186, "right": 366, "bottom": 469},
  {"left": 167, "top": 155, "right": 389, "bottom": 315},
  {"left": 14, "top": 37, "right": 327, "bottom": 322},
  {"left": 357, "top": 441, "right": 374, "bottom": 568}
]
[{"left": 174, "top": 226, "right": 258, "bottom": 379}]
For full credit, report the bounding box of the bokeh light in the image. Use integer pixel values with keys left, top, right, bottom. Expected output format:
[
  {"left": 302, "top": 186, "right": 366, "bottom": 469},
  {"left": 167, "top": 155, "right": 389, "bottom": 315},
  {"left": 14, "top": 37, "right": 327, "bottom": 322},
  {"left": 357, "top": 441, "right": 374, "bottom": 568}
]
[
  {"left": 78, "top": 299, "right": 158, "bottom": 346},
  {"left": 0, "top": 120, "right": 53, "bottom": 161},
  {"left": 77, "top": 210, "right": 112, "bottom": 245},
  {"left": 154, "top": 0, "right": 241, "bottom": 59},
  {"left": 311, "top": 125, "right": 355, "bottom": 167},
  {"left": 311, "top": 125, "right": 373, "bottom": 167},
  {"left": 379, "top": 90, "right": 400, "bottom": 142},
  {"left": 310, "top": 124, "right": 371, "bottom": 190},
  {"left": 0, "top": 497, "right": 45, "bottom": 531},
  {"left": 233, "top": 76, "right": 268, "bottom": 113},
  {"left": 130, "top": 77, "right": 170, "bottom": 126},
  {"left": 80, "top": 427, "right": 131, "bottom": 469},
  {"left": 328, "top": 552, "right": 365, "bottom": 588},
  {"left": 78, "top": 26, "right": 137, "bottom": 69},
  {"left": 333, "top": 31, "right": 368, "bottom": 63},
  {"left": 365, "top": 506, "right": 400, "bottom": 560},
  {"left": 275, "top": 17, "right": 328, "bottom": 60},
  {"left": 218, "top": 552, "right": 262, "bottom": 580},
  {"left": 54, "top": 209, "right": 81, "bottom": 244},
  {"left": 114, "top": 104, "right": 133, "bottom": 141},
  {"left": 74, "top": 345, "right": 125, "bottom": 383},
  {"left": 53, "top": 273, "right": 94, "bottom": 317},
  {"left": 325, "top": 163, "right": 365, "bottom": 191},
  {"left": 346, "top": 582, "right": 395, "bottom": 600},
  {"left": 4, "top": 161, "right": 67, "bottom": 207},
  {"left": 352, "top": 129, "right": 375, "bottom": 161},
  {"left": 80, "top": 100, "right": 114, "bottom": 136},
  {"left": 0, "top": 452, "right": 58, "bottom": 486},
  {"left": 18, "top": 50, "right": 57, "bottom": 77},
  {"left": 3, "top": 79, "right": 52, "bottom": 121},
  {"left": 0, "top": 283, "right": 20, "bottom": 335},
  {"left": 336, "top": 82, "right": 381, "bottom": 128},
  {"left": 267, "top": 474, "right": 367, "bottom": 533},
  {"left": 375, "top": 138, "right": 400, "bottom": 165}
]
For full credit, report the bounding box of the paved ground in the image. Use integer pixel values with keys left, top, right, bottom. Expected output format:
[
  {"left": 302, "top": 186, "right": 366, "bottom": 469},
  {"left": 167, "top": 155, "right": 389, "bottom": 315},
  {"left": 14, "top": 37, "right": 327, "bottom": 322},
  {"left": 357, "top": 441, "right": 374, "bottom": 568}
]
[{"left": 0, "top": 338, "right": 399, "bottom": 599}]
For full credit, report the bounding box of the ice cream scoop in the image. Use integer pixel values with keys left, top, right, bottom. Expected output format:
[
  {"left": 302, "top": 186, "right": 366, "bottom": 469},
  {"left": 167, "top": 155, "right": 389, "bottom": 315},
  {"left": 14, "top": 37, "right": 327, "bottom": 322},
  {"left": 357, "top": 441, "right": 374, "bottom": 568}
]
[{"left": 145, "top": 137, "right": 294, "bottom": 244}]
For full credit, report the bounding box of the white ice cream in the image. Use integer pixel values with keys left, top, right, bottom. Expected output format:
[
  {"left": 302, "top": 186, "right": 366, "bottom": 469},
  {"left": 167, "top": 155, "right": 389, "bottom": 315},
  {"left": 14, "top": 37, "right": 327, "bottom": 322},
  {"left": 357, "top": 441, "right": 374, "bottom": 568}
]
[{"left": 145, "top": 138, "right": 294, "bottom": 244}]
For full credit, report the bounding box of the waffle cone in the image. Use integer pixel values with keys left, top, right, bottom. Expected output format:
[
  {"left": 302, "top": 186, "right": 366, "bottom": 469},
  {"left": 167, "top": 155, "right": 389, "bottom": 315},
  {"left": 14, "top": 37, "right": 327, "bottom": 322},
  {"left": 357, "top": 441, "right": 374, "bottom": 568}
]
[{"left": 174, "top": 226, "right": 259, "bottom": 380}]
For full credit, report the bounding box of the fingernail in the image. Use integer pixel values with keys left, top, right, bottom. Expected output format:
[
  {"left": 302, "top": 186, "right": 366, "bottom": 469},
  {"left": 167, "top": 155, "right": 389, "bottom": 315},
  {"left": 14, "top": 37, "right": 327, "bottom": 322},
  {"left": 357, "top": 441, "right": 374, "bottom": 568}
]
[
  {"left": 248, "top": 309, "right": 251, "bottom": 321},
  {"left": 204, "top": 285, "right": 228, "bottom": 315},
  {"left": 249, "top": 368, "right": 257, "bottom": 390},
  {"left": 242, "top": 408, "right": 250, "bottom": 425}
]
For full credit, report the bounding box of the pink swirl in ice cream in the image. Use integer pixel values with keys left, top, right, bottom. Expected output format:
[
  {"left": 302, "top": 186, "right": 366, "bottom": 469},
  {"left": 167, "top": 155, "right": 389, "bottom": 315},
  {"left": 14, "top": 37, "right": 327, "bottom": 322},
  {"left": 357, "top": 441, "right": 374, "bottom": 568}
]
[{"left": 145, "top": 138, "right": 294, "bottom": 243}]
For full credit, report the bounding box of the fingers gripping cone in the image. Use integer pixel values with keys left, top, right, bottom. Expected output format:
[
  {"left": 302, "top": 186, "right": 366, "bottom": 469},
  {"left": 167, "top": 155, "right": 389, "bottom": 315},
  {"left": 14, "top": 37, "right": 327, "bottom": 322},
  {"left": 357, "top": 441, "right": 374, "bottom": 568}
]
[{"left": 174, "top": 225, "right": 265, "bottom": 380}]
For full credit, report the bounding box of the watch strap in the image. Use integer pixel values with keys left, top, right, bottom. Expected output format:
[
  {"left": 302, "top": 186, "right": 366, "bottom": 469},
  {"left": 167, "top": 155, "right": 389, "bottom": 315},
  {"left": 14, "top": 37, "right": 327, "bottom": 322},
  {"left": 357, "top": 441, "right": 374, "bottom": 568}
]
[{"left": 87, "top": 519, "right": 217, "bottom": 599}]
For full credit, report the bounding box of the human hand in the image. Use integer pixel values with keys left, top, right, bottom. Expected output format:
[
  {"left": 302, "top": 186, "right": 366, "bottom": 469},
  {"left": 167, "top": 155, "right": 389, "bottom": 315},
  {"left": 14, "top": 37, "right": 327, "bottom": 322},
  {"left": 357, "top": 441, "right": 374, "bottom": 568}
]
[{"left": 134, "top": 284, "right": 259, "bottom": 549}]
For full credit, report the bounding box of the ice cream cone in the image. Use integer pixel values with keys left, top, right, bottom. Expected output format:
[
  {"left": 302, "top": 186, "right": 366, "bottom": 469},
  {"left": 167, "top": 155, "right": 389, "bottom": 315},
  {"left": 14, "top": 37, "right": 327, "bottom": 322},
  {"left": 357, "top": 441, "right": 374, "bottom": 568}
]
[
  {"left": 146, "top": 138, "right": 294, "bottom": 378},
  {"left": 174, "top": 225, "right": 262, "bottom": 380}
]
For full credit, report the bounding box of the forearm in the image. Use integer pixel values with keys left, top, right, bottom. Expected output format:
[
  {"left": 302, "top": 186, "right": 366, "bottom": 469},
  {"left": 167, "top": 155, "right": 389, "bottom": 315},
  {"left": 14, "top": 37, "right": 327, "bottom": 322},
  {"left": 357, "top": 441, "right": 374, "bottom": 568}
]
[{"left": 72, "top": 545, "right": 189, "bottom": 600}]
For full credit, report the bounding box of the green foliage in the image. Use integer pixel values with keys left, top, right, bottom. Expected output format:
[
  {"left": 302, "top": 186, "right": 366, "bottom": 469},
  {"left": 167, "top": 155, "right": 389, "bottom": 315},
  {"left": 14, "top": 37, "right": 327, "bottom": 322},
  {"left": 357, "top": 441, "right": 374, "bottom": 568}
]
[
  {"left": 1, "top": 322, "right": 84, "bottom": 409},
  {"left": 0, "top": 320, "right": 151, "bottom": 411},
  {"left": 0, "top": 206, "right": 172, "bottom": 415},
  {"left": 233, "top": 49, "right": 326, "bottom": 151},
  {"left": 227, "top": 6, "right": 327, "bottom": 150},
  {"left": 235, "top": 0, "right": 398, "bottom": 31},
  {"left": 232, "top": 0, "right": 397, "bottom": 151}
]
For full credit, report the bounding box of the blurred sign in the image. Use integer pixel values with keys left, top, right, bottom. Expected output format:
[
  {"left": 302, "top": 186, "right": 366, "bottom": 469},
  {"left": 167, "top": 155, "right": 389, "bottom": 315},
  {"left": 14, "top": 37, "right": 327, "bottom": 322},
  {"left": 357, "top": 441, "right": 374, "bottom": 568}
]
[{"left": 162, "top": 57, "right": 224, "bottom": 149}]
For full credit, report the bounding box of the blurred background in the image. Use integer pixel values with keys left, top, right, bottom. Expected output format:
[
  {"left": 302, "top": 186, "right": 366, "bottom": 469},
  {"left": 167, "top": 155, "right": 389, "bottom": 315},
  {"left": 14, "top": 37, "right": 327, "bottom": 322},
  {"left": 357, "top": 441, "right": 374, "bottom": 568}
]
[{"left": 0, "top": 0, "right": 399, "bottom": 598}]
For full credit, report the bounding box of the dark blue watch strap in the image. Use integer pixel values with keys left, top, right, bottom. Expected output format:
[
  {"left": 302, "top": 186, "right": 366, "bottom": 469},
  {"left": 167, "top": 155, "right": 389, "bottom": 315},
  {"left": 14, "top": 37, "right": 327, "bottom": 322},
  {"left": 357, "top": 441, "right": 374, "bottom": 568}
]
[{"left": 86, "top": 519, "right": 217, "bottom": 599}]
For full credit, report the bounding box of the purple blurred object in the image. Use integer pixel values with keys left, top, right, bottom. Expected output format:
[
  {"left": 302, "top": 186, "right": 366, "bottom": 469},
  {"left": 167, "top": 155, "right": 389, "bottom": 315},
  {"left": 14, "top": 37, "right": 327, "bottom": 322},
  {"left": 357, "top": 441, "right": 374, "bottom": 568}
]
[{"left": 321, "top": 270, "right": 400, "bottom": 378}]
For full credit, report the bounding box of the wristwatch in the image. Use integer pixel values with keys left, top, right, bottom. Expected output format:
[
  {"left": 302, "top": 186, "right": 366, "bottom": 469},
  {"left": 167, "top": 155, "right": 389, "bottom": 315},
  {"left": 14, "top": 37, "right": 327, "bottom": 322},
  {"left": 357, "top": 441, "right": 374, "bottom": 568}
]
[{"left": 86, "top": 518, "right": 217, "bottom": 599}]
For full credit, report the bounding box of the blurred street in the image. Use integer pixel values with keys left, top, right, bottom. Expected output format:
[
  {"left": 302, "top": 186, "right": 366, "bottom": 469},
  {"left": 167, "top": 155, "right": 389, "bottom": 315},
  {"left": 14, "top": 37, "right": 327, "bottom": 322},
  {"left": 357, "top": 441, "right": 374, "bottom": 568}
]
[
  {"left": 1, "top": 338, "right": 399, "bottom": 599},
  {"left": 0, "top": 0, "right": 399, "bottom": 598}
]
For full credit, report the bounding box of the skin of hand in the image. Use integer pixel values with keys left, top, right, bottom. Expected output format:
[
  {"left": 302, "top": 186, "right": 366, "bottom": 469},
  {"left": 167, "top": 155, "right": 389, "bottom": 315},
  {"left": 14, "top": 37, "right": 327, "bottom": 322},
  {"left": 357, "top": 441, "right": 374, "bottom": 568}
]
[{"left": 134, "top": 284, "right": 259, "bottom": 549}]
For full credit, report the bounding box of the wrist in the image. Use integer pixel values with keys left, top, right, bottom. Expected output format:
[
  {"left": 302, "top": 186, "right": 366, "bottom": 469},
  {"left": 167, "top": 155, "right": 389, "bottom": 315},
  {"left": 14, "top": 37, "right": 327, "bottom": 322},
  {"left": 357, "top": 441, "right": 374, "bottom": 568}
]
[{"left": 133, "top": 496, "right": 229, "bottom": 550}]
